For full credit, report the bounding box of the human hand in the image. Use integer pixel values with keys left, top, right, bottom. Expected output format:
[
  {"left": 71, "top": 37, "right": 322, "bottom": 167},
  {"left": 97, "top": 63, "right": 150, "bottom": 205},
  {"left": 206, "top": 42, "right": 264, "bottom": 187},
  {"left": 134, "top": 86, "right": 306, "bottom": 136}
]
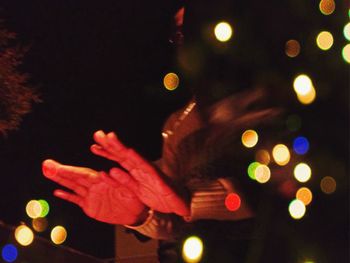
[
  {"left": 42, "top": 159, "right": 148, "bottom": 225},
  {"left": 90, "top": 130, "right": 190, "bottom": 217}
]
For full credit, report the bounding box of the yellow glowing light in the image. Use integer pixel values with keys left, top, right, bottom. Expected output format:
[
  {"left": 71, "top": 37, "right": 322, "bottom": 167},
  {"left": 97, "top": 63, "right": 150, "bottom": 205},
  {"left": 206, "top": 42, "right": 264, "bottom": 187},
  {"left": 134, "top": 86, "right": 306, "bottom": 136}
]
[
  {"left": 26, "top": 200, "right": 43, "bottom": 219},
  {"left": 32, "top": 218, "right": 48, "bottom": 232},
  {"left": 182, "top": 236, "right": 203, "bottom": 263},
  {"left": 15, "top": 225, "right": 34, "bottom": 246},
  {"left": 272, "top": 144, "right": 291, "bottom": 166},
  {"left": 51, "top": 226, "right": 67, "bottom": 245},
  {"left": 241, "top": 129, "right": 258, "bottom": 148},
  {"left": 214, "top": 22, "right": 233, "bottom": 42},
  {"left": 296, "top": 187, "right": 313, "bottom": 206},
  {"left": 288, "top": 199, "right": 306, "bottom": 219},
  {"left": 342, "top": 44, "right": 350, "bottom": 64},
  {"left": 344, "top": 22, "right": 350, "bottom": 41},
  {"left": 294, "top": 163, "right": 312, "bottom": 183},
  {"left": 320, "top": 176, "right": 336, "bottom": 194},
  {"left": 163, "top": 72, "right": 179, "bottom": 91},
  {"left": 316, "top": 31, "right": 334, "bottom": 51},
  {"left": 296, "top": 85, "right": 316, "bottom": 105},
  {"left": 285, "top": 39, "right": 301, "bottom": 58},
  {"left": 255, "top": 149, "right": 270, "bottom": 165},
  {"left": 254, "top": 164, "right": 271, "bottom": 184},
  {"left": 293, "top": 74, "right": 313, "bottom": 96},
  {"left": 319, "top": 0, "right": 335, "bottom": 15}
]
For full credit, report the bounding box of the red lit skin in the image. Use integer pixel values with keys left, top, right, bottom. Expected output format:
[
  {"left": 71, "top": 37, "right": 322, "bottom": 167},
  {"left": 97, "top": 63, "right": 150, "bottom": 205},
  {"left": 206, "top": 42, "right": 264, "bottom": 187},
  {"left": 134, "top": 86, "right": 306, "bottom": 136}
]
[
  {"left": 90, "top": 130, "right": 190, "bottom": 217},
  {"left": 42, "top": 159, "right": 148, "bottom": 225}
]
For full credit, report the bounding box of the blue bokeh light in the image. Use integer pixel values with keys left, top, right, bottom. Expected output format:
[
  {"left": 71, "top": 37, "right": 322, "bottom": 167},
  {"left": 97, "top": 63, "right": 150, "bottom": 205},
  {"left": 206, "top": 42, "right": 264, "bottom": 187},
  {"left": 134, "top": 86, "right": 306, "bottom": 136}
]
[
  {"left": 293, "top": 136, "right": 309, "bottom": 155},
  {"left": 2, "top": 244, "right": 18, "bottom": 262}
]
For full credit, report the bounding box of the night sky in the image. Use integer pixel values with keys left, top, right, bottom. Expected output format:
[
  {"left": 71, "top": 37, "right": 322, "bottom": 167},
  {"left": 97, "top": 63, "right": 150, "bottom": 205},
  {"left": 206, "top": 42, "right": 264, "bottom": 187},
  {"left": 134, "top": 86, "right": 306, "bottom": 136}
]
[{"left": 0, "top": 0, "right": 348, "bottom": 261}]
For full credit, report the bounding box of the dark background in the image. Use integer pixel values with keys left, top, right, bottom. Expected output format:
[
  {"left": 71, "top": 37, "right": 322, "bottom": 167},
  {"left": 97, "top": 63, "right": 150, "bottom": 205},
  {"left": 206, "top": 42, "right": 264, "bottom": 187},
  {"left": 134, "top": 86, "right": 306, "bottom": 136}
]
[{"left": 0, "top": 0, "right": 348, "bottom": 261}]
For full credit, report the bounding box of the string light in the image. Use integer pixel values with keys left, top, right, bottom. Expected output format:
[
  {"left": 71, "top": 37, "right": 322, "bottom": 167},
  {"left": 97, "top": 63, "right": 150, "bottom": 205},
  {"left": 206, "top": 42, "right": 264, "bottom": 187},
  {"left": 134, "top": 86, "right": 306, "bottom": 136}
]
[
  {"left": 182, "top": 236, "right": 203, "bottom": 263},
  {"left": 294, "top": 163, "right": 312, "bottom": 183},
  {"left": 15, "top": 225, "right": 34, "bottom": 246},
  {"left": 214, "top": 22, "right": 233, "bottom": 42},
  {"left": 320, "top": 176, "right": 336, "bottom": 194},
  {"left": 296, "top": 187, "right": 313, "bottom": 206},
  {"left": 296, "top": 86, "right": 316, "bottom": 105},
  {"left": 38, "top": 199, "right": 50, "bottom": 217},
  {"left": 247, "top": 162, "right": 260, "bottom": 180},
  {"left": 316, "top": 31, "right": 334, "bottom": 51},
  {"left": 272, "top": 144, "right": 291, "bottom": 166},
  {"left": 163, "top": 72, "right": 180, "bottom": 91},
  {"left": 293, "top": 136, "right": 310, "bottom": 155},
  {"left": 293, "top": 74, "right": 313, "bottom": 96},
  {"left": 319, "top": 0, "right": 335, "bottom": 15},
  {"left": 289, "top": 199, "right": 306, "bottom": 219},
  {"left": 344, "top": 22, "right": 350, "bottom": 41},
  {"left": 342, "top": 44, "right": 350, "bottom": 64},
  {"left": 241, "top": 129, "right": 258, "bottom": 148},
  {"left": 254, "top": 164, "right": 271, "bottom": 183},
  {"left": 285, "top": 39, "right": 301, "bottom": 57},
  {"left": 225, "top": 193, "right": 241, "bottom": 211},
  {"left": 51, "top": 226, "right": 67, "bottom": 245},
  {"left": 26, "top": 200, "right": 42, "bottom": 219},
  {"left": 1, "top": 244, "right": 18, "bottom": 263}
]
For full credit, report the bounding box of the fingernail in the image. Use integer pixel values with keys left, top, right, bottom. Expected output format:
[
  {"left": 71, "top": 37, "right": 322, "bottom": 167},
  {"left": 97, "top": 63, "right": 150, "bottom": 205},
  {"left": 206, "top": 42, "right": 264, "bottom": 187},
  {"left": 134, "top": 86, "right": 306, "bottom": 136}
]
[
  {"left": 95, "top": 130, "right": 104, "bottom": 138},
  {"left": 42, "top": 160, "right": 57, "bottom": 177}
]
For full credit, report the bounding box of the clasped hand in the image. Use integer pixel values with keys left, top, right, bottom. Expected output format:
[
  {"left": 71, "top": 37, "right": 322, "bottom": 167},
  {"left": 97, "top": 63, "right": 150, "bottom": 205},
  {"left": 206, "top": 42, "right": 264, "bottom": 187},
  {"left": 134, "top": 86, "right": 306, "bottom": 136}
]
[{"left": 42, "top": 130, "right": 190, "bottom": 226}]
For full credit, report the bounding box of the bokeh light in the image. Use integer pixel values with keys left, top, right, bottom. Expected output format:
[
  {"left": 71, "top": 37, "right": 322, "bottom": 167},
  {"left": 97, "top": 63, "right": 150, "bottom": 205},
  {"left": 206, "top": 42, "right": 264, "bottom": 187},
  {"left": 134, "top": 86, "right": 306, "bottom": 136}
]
[
  {"left": 254, "top": 164, "right": 271, "bottom": 183},
  {"left": 285, "top": 39, "right": 301, "bottom": 57},
  {"left": 26, "top": 200, "right": 42, "bottom": 219},
  {"left": 182, "top": 236, "right": 203, "bottom": 263},
  {"left": 15, "top": 225, "right": 34, "bottom": 246},
  {"left": 38, "top": 199, "right": 50, "bottom": 217},
  {"left": 293, "top": 136, "right": 310, "bottom": 155},
  {"left": 51, "top": 226, "right": 67, "bottom": 245},
  {"left": 272, "top": 144, "right": 291, "bottom": 166},
  {"left": 342, "top": 44, "right": 350, "bottom": 64},
  {"left": 296, "top": 85, "right": 316, "bottom": 105},
  {"left": 289, "top": 199, "right": 306, "bottom": 219},
  {"left": 344, "top": 22, "right": 350, "bottom": 41},
  {"left": 294, "top": 163, "right": 312, "bottom": 183},
  {"left": 296, "top": 187, "right": 313, "bottom": 206},
  {"left": 286, "top": 114, "right": 302, "bottom": 132},
  {"left": 1, "top": 244, "right": 18, "bottom": 263},
  {"left": 225, "top": 193, "right": 241, "bottom": 211},
  {"left": 241, "top": 129, "right": 258, "bottom": 148},
  {"left": 319, "top": 0, "right": 335, "bottom": 15},
  {"left": 247, "top": 162, "right": 260, "bottom": 180},
  {"left": 255, "top": 149, "right": 270, "bottom": 165},
  {"left": 316, "top": 31, "right": 334, "bottom": 51},
  {"left": 293, "top": 74, "right": 313, "bottom": 96},
  {"left": 320, "top": 176, "right": 337, "bottom": 194},
  {"left": 32, "top": 217, "right": 48, "bottom": 232},
  {"left": 163, "top": 72, "right": 179, "bottom": 91},
  {"left": 214, "top": 22, "right": 233, "bottom": 42}
]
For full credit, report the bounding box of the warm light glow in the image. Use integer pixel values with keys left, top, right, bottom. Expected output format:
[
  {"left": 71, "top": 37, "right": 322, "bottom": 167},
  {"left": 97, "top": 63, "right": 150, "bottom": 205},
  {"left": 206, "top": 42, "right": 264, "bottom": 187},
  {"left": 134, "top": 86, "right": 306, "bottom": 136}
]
[
  {"left": 1, "top": 244, "right": 18, "bottom": 263},
  {"left": 342, "top": 44, "right": 350, "bottom": 64},
  {"left": 32, "top": 218, "right": 48, "bottom": 232},
  {"left": 286, "top": 114, "right": 302, "bottom": 132},
  {"left": 225, "top": 193, "right": 241, "bottom": 211},
  {"left": 255, "top": 149, "right": 270, "bottom": 165},
  {"left": 288, "top": 199, "right": 306, "bottom": 219},
  {"left": 293, "top": 136, "right": 310, "bottom": 155},
  {"left": 272, "top": 144, "right": 291, "bottom": 166},
  {"left": 319, "top": 0, "right": 335, "bottom": 15},
  {"left": 26, "top": 200, "right": 42, "bottom": 219},
  {"left": 247, "top": 162, "right": 260, "bottom": 180},
  {"left": 214, "top": 22, "right": 233, "bottom": 42},
  {"left": 344, "top": 22, "right": 350, "bottom": 41},
  {"left": 285, "top": 39, "right": 301, "bottom": 58},
  {"left": 296, "top": 85, "right": 316, "bottom": 105},
  {"left": 38, "top": 199, "right": 50, "bottom": 217},
  {"left": 316, "top": 31, "right": 334, "bottom": 50},
  {"left": 294, "top": 163, "right": 312, "bottom": 183},
  {"left": 241, "top": 129, "right": 258, "bottom": 148},
  {"left": 182, "top": 236, "right": 203, "bottom": 263},
  {"left": 163, "top": 72, "right": 179, "bottom": 91},
  {"left": 254, "top": 164, "right": 271, "bottom": 183},
  {"left": 320, "top": 176, "right": 336, "bottom": 194},
  {"left": 296, "top": 187, "right": 313, "bottom": 206},
  {"left": 15, "top": 225, "right": 34, "bottom": 246},
  {"left": 51, "top": 226, "right": 67, "bottom": 245},
  {"left": 293, "top": 74, "right": 313, "bottom": 96}
]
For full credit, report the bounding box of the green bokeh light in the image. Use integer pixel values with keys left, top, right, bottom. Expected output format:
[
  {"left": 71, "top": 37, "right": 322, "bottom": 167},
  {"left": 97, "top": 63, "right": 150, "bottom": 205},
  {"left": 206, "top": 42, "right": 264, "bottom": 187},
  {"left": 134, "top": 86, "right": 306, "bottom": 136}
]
[
  {"left": 38, "top": 199, "right": 50, "bottom": 218},
  {"left": 247, "top": 162, "right": 260, "bottom": 180}
]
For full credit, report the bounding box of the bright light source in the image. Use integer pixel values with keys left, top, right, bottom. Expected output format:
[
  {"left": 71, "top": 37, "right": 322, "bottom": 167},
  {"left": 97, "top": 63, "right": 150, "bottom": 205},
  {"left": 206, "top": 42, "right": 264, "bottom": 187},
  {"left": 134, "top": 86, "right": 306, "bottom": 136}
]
[
  {"left": 51, "top": 226, "right": 67, "bottom": 245},
  {"left": 15, "top": 225, "right": 34, "bottom": 246},
  {"left": 182, "top": 236, "right": 203, "bottom": 263},
  {"left": 272, "top": 144, "right": 291, "bottom": 166},
  {"left": 163, "top": 72, "right": 180, "bottom": 91},
  {"left": 316, "top": 31, "right": 334, "bottom": 51},
  {"left": 293, "top": 74, "right": 313, "bottom": 96},
  {"left": 214, "top": 22, "right": 233, "bottom": 42},
  {"left": 247, "top": 162, "right": 260, "bottom": 180},
  {"left": 254, "top": 164, "right": 271, "bottom": 183},
  {"left": 294, "top": 163, "right": 312, "bottom": 183},
  {"left": 225, "top": 193, "right": 241, "bottom": 211},
  {"left": 342, "top": 44, "right": 350, "bottom": 64},
  {"left": 241, "top": 129, "right": 258, "bottom": 148},
  {"left": 26, "top": 200, "right": 42, "bottom": 219},
  {"left": 344, "top": 22, "right": 350, "bottom": 41},
  {"left": 296, "top": 85, "right": 316, "bottom": 105},
  {"left": 293, "top": 136, "right": 310, "bottom": 155},
  {"left": 289, "top": 199, "right": 306, "bottom": 219},
  {"left": 1, "top": 244, "right": 18, "bottom": 263},
  {"left": 319, "top": 0, "right": 335, "bottom": 15},
  {"left": 296, "top": 187, "right": 313, "bottom": 206}
]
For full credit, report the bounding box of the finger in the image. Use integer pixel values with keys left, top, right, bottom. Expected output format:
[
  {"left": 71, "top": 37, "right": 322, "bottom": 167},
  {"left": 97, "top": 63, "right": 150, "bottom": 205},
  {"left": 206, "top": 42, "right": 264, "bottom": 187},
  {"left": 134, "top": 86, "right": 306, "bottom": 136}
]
[
  {"left": 48, "top": 175, "right": 88, "bottom": 197},
  {"left": 90, "top": 144, "right": 119, "bottom": 163},
  {"left": 93, "top": 131, "right": 129, "bottom": 162},
  {"left": 100, "top": 171, "right": 121, "bottom": 188},
  {"left": 109, "top": 167, "right": 139, "bottom": 194},
  {"left": 54, "top": 189, "right": 82, "bottom": 207}
]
